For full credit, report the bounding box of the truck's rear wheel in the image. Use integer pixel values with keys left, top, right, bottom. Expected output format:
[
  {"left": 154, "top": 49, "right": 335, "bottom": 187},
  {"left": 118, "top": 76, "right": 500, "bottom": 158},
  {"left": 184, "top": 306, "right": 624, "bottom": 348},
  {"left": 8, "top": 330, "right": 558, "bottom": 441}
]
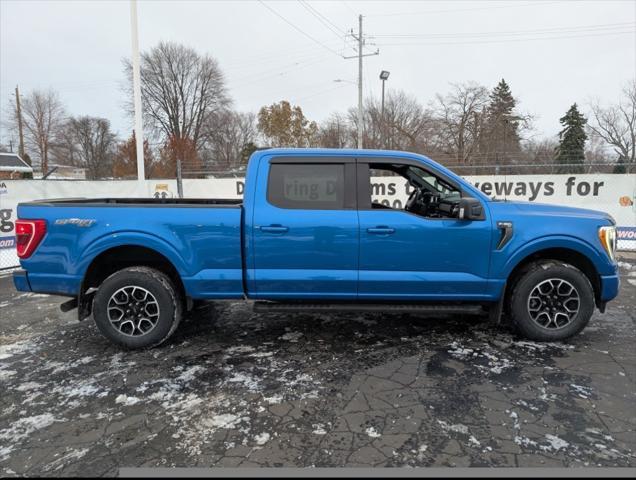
[
  {"left": 509, "top": 260, "right": 595, "bottom": 341},
  {"left": 92, "top": 266, "right": 182, "bottom": 349}
]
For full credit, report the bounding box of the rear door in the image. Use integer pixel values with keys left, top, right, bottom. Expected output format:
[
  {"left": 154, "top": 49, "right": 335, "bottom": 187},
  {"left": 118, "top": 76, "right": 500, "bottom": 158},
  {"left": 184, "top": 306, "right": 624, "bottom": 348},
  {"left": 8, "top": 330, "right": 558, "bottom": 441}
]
[{"left": 250, "top": 156, "right": 358, "bottom": 299}]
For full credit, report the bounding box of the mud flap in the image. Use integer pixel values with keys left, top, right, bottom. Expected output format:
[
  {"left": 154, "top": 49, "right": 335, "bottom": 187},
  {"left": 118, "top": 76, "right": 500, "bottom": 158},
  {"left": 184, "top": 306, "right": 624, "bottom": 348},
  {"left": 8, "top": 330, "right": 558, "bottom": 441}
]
[{"left": 488, "top": 289, "right": 506, "bottom": 324}]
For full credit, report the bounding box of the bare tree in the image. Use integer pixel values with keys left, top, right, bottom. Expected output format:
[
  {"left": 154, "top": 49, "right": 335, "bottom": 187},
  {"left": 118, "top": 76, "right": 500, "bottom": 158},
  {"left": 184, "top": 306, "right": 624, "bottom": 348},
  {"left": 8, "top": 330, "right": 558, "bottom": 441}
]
[
  {"left": 8, "top": 89, "right": 65, "bottom": 174},
  {"left": 434, "top": 82, "right": 489, "bottom": 164},
  {"left": 124, "top": 41, "right": 230, "bottom": 149},
  {"left": 350, "top": 90, "right": 438, "bottom": 153},
  {"left": 317, "top": 113, "right": 352, "bottom": 148},
  {"left": 67, "top": 116, "right": 117, "bottom": 179},
  {"left": 50, "top": 126, "right": 79, "bottom": 168},
  {"left": 201, "top": 111, "right": 257, "bottom": 171},
  {"left": 588, "top": 80, "right": 636, "bottom": 169}
]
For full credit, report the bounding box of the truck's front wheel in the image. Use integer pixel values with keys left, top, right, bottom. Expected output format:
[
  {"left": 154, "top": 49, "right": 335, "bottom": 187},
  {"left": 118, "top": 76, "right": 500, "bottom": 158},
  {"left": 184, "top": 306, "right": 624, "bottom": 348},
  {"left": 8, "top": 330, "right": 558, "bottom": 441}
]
[
  {"left": 509, "top": 261, "right": 595, "bottom": 341},
  {"left": 92, "top": 267, "right": 182, "bottom": 349}
]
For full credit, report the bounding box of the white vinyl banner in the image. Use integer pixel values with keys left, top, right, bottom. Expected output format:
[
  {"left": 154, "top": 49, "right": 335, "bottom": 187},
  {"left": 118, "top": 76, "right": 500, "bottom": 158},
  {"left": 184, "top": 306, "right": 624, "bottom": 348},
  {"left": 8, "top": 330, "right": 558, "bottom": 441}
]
[{"left": 0, "top": 174, "right": 634, "bottom": 269}]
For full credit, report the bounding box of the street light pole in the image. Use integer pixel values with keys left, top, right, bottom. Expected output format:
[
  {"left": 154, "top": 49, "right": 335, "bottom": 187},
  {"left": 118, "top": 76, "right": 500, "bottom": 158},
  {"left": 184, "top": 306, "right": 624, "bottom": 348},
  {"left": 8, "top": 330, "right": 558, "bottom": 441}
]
[
  {"left": 381, "top": 79, "right": 385, "bottom": 117},
  {"left": 379, "top": 70, "right": 390, "bottom": 147},
  {"left": 130, "top": 0, "right": 145, "bottom": 181}
]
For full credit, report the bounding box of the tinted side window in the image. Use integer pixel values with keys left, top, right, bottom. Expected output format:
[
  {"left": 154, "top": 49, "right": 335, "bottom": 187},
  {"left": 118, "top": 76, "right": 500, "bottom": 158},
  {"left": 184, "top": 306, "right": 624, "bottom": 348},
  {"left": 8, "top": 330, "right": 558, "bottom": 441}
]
[{"left": 268, "top": 163, "right": 346, "bottom": 210}]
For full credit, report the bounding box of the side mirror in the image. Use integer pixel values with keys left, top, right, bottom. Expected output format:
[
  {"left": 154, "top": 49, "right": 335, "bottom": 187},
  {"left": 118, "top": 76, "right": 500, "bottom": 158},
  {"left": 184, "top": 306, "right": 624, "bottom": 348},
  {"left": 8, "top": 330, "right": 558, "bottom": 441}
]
[{"left": 457, "top": 197, "right": 484, "bottom": 220}]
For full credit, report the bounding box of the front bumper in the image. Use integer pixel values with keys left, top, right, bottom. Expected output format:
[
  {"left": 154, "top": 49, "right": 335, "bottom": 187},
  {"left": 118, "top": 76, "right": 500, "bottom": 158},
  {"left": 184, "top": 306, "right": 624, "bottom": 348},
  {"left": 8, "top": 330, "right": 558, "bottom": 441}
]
[
  {"left": 600, "top": 273, "right": 620, "bottom": 302},
  {"left": 13, "top": 269, "right": 32, "bottom": 292}
]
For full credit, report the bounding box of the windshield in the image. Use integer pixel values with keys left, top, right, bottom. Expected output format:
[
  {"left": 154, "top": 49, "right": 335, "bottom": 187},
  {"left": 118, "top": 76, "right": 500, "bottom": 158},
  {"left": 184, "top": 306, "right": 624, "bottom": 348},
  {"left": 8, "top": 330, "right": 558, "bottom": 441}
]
[{"left": 407, "top": 166, "right": 461, "bottom": 199}]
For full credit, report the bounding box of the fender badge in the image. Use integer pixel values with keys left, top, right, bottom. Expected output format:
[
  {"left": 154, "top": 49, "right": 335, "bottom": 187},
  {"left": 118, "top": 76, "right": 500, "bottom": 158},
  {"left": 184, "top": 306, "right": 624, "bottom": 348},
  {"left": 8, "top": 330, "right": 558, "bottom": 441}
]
[{"left": 55, "top": 218, "right": 96, "bottom": 227}]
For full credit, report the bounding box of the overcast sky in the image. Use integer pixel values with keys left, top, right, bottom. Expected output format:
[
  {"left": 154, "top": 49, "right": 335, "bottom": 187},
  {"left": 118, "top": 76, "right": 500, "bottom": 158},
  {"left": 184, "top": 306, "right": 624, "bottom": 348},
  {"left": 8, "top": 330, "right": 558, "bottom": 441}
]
[{"left": 1, "top": 0, "right": 635, "bottom": 146}]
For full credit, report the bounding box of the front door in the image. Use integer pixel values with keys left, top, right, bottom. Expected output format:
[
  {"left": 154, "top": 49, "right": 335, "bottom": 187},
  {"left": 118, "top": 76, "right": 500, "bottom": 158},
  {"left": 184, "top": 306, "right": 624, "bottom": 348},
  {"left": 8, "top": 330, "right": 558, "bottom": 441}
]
[
  {"left": 357, "top": 161, "right": 492, "bottom": 300},
  {"left": 250, "top": 157, "right": 358, "bottom": 299}
]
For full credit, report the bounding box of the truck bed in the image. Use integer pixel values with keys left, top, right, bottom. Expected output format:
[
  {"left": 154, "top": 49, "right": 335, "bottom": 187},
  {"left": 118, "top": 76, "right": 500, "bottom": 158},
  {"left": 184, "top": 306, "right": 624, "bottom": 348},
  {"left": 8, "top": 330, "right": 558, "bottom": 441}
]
[
  {"left": 16, "top": 200, "right": 245, "bottom": 299},
  {"left": 22, "top": 198, "right": 243, "bottom": 207}
]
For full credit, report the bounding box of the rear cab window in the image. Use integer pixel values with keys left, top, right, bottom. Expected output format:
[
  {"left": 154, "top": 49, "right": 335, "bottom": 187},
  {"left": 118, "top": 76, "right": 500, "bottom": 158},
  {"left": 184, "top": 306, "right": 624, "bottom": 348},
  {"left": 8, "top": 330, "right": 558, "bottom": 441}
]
[{"left": 267, "top": 163, "right": 351, "bottom": 210}]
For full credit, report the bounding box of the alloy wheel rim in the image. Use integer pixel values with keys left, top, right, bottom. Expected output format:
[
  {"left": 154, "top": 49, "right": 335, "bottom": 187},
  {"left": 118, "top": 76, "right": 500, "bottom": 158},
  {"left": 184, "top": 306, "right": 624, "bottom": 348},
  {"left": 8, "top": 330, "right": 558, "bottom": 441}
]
[
  {"left": 107, "top": 286, "right": 160, "bottom": 337},
  {"left": 527, "top": 278, "right": 580, "bottom": 330}
]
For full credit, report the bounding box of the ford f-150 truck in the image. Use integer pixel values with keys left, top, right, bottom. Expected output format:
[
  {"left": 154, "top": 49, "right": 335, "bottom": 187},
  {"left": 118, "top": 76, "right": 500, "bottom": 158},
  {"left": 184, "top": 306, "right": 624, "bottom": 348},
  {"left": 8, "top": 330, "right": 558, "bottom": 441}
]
[{"left": 13, "top": 148, "right": 620, "bottom": 349}]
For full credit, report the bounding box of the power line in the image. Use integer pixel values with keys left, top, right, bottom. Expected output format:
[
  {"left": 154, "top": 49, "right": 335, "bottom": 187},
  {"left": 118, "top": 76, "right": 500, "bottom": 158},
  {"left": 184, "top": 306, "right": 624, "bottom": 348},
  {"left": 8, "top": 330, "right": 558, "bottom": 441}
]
[
  {"left": 289, "top": 82, "right": 350, "bottom": 104},
  {"left": 299, "top": 1, "right": 347, "bottom": 36},
  {"left": 257, "top": 0, "right": 343, "bottom": 57},
  {"left": 366, "top": 1, "right": 558, "bottom": 18},
  {"left": 341, "top": 1, "right": 357, "bottom": 16},
  {"left": 230, "top": 54, "right": 332, "bottom": 88},
  {"left": 371, "top": 22, "right": 636, "bottom": 39},
  {"left": 377, "top": 29, "right": 635, "bottom": 47},
  {"left": 298, "top": 0, "right": 342, "bottom": 40},
  {"left": 223, "top": 42, "right": 342, "bottom": 70}
]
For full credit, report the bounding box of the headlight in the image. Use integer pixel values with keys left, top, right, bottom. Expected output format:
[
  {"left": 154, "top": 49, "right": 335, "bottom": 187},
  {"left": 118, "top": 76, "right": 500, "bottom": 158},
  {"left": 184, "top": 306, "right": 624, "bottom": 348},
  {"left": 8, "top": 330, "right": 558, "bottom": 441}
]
[{"left": 598, "top": 225, "right": 617, "bottom": 262}]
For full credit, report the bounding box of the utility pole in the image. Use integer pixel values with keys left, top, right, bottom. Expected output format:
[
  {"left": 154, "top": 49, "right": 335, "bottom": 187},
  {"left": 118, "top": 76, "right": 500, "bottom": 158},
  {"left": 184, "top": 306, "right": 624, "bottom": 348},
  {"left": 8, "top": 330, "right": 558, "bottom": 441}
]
[
  {"left": 357, "top": 15, "right": 363, "bottom": 150},
  {"left": 14, "top": 86, "right": 26, "bottom": 163},
  {"left": 176, "top": 159, "right": 183, "bottom": 199},
  {"left": 130, "top": 0, "right": 145, "bottom": 181},
  {"left": 344, "top": 14, "right": 378, "bottom": 149}
]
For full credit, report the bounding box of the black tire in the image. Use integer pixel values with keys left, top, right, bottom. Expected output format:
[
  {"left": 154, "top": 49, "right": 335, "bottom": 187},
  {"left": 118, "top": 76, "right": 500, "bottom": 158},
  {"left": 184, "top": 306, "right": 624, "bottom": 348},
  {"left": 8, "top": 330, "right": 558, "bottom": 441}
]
[
  {"left": 509, "top": 260, "right": 595, "bottom": 341},
  {"left": 92, "top": 266, "right": 182, "bottom": 349}
]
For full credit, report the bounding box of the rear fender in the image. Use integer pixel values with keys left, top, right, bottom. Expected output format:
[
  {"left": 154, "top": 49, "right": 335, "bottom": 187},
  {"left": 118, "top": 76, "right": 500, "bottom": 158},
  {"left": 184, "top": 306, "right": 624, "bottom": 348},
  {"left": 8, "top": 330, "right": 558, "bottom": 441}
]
[
  {"left": 75, "top": 232, "right": 190, "bottom": 320},
  {"left": 77, "top": 231, "right": 190, "bottom": 277}
]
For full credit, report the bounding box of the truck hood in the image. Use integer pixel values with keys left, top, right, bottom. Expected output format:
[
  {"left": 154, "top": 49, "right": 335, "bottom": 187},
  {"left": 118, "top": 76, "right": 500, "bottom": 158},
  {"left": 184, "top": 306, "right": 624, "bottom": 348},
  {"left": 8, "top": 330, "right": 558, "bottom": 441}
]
[{"left": 491, "top": 200, "right": 615, "bottom": 224}]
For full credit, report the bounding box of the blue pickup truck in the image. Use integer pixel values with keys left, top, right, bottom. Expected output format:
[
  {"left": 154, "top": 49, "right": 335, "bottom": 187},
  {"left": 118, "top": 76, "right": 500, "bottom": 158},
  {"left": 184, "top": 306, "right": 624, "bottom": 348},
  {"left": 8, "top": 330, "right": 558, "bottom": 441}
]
[{"left": 13, "top": 148, "right": 619, "bottom": 348}]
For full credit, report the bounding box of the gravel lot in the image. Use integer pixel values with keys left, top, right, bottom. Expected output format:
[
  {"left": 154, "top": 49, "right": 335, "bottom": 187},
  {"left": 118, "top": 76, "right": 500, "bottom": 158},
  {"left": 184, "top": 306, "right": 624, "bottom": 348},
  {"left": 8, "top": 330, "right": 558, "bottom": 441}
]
[{"left": 0, "top": 260, "right": 635, "bottom": 476}]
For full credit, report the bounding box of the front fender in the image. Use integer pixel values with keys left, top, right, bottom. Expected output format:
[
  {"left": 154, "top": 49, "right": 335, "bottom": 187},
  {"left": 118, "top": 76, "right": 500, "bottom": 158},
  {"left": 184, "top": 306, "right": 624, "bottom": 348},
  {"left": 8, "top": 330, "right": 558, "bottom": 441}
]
[{"left": 498, "top": 234, "right": 615, "bottom": 279}]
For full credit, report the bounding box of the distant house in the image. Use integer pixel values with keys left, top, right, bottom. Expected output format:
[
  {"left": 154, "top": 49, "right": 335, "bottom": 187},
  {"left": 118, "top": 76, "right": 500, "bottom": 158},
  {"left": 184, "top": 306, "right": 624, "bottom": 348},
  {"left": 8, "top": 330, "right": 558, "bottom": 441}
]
[
  {"left": 44, "top": 164, "right": 87, "bottom": 180},
  {"left": 0, "top": 153, "right": 33, "bottom": 179}
]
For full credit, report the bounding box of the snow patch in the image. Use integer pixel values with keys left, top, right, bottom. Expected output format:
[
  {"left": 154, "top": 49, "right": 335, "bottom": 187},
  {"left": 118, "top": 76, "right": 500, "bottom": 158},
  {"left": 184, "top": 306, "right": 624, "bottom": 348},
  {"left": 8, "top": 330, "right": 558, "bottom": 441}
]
[
  {"left": 0, "top": 370, "right": 17, "bottom": 381},
  {"left": 264, "top": 394, "right": 283, "bottom": 404},
  {"left": 312, "top": 424, "right": 327, "bottom": 435},
  {"left": 43, "top": 448, "right": 90, "bottom": 472},
  {"left": 570, "top": 384, "right": 593, "bottom": 399},
  {"left": 208, "top": 413, "right": 241, "bottom": 429},
  {"left": 175, "top": 365, "right": 205, "bottom": 383},
  {"left": 226, "top": 371, "right": 261, "bottom": 391},
  {"left": 115, "top": 394, "right": 141, "bottom": 406},
  {"left": 0, "top": 413, "right": 57, "bottom": 442},
  {"left": 226, "top": 345, "right": 255, "bottom": 354},
  {"left": 0, "top": 339, "right": 38, "bottom": 360},
  {"left": 0, "top": 445, "right": 14, "bottom": 462},
  {"left": 280, "top": 331, "right": 303, "bottom": 342},
  {"left": 437, "top": 420, "right": 469, "bottom": 435},
  {"left": 365, "top": 427, "right": 381, "bottom": 438},
  {"left": 254, "top": 432, "right": 270, "bottom": 445},
  {"left": 542, "top": 434, "right": 569, "bottom": 451}
]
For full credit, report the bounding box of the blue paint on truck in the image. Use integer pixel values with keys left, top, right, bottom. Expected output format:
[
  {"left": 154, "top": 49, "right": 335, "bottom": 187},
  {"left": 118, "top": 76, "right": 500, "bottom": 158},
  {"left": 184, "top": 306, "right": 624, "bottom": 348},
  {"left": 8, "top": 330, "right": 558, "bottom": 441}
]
[{"left": 13, "top": 149, "right": 620, "bottom": 348}]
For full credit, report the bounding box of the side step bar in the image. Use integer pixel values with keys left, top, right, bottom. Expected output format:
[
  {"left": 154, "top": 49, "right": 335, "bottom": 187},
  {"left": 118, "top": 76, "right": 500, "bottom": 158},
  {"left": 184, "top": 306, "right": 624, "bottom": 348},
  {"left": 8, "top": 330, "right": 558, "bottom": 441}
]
[{"left": 253, "top": 301, "right": 485, "bottom": 315}]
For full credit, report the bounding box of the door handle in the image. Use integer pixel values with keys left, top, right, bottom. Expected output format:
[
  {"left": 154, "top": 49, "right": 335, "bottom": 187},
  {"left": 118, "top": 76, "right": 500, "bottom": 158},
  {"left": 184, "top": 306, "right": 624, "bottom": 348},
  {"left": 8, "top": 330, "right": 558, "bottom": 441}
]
[
  {"left": 259, "top": 225, "right": 289, "bottom": 234},
  {"left": 367, "top": 226, "right": 395, "bottom": 235}
]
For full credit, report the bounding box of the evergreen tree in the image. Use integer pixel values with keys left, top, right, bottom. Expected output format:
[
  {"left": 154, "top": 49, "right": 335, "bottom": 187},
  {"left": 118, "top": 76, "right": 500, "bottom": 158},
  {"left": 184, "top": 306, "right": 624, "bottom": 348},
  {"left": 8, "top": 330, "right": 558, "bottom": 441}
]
[
  {"left": 488, "top": 79, "right": 516, "bottom": 119},
  {"left": 613, "top": 155, "right": 627, "bottom": 174},
  {"left": 555, "top": 103, "right": 587, "bottom": 174},
  {"left": 481, "top": 79, "right": 521, "bottom": 167}
]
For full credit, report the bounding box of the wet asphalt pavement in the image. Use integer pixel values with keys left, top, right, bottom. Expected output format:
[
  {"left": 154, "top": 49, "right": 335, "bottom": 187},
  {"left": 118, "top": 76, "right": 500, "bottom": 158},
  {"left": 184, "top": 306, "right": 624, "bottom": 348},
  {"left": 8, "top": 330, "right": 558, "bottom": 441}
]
[{"left": 0, "top": 261, "right": 635, "bottom": 476}]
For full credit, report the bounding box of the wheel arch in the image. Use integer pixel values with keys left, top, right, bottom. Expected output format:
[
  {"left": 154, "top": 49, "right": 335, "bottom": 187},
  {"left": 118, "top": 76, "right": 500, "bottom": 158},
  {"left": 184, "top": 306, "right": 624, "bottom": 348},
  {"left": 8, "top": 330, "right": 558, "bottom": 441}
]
[
  {"left": 78, "top": 244, "right": 187, "bottom": 320},
  {"left": 503, "top": 246, "right": 602, "bottom": 311}
]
